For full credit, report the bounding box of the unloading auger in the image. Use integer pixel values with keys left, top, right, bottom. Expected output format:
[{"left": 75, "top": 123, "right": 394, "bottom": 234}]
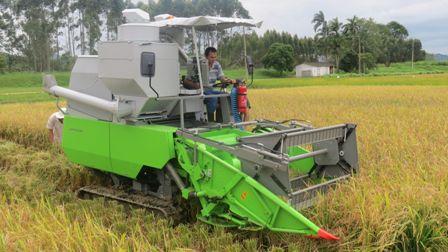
[{"left": 43, "top": 9, "right": 358, "bottom": 240}]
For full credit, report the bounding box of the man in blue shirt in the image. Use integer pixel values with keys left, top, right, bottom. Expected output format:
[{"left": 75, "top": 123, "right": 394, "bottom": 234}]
[{"left": 183, "top": 47, "right": 234, "bottom": 121}]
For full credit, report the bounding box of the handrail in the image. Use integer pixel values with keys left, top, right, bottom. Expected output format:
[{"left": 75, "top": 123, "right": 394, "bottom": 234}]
[{"left": 156, "top": 93, "right": 230, "bottom": 101}]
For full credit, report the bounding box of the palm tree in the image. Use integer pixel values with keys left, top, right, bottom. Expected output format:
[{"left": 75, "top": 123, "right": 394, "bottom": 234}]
[
  {"left": 312, "top": 11, "right": 327, "bottom": 34},
  {"left": 328, "top": 18, "right": 344, "bottom": 72},
  {"left": 312, "top": 11, "right": 329, "bottom": 60},
  {"left": 343, "top": 16, "right": 362, "bottom": 74}
]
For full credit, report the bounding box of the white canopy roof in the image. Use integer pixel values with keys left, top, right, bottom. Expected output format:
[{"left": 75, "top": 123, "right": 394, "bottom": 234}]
[{"left": 149, "top": 16, "right": 262, "bottom": 30}]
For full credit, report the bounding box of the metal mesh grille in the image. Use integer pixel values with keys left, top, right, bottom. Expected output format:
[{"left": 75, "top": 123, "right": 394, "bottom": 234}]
[
  {"left": 290, "top": 187, "right": 324, "bottom": 209},
  {"left": 282, "top": 126, "right": 345, "bottom": 152},
  {"left": 289, "top": 175, "right": 350, "bottom": 210}
]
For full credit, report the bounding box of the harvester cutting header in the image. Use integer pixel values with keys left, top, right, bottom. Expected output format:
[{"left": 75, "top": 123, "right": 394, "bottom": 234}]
[{"left": 43, "top": 9, "right": 358, "bottom": 240}]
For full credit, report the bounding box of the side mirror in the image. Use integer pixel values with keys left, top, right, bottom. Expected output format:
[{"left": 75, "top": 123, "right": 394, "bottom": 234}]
[
  {"left": 246, "top": 56, "right": 254, "bottom": 75},
  {"left": 141, "top": 52, "right": 155, "bottom": 77}
]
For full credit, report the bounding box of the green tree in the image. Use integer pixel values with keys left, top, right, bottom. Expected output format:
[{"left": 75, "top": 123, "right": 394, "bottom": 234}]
[
  {"left": 404, "top": 39, "right": 425, "bottom": 62},
  {"left": 343, "top": 16, "right": 362, "bottom": 73},
  {"left": 358, "top": 18, "right": 383, "bottom": 72},
  {"left": 376, "top": 24, "right": 394, "bottom": 66},
  {"left": 1, "top": 1, "right": 27, "bottom": 71},
  {"left": 72, "top": 0, "right": 107, "bottom": 55},
  {"left": 262, "top": 43, "right": 294, "bottom": 74},
  {"left": 194, "top": 0, "right": 249, "bottom": 18},
  {"left": 0, "top": 53, "right": 6, "bottom": 73},
  {"left": 312, "top": 11, "right": 327, "bottom": 35},
  {"left": 387, "top": 21, "right": 409, "bottom": 62},
  {"left": 387, "top": 21, "right": 408, "bottom": 40},
  {"left": 124, "top": 0, "right": 135, "bottom": 8},
  {"left": 327, "top": 18, "right": 346, "bottom": 72},
  {"left": 152, "top": 0, "right": 194, "bottom": 17},
  {"left": 14, "top": 0, "right": 63, "bottom": 71},
  {"left": 106, "top": 0, "right": 125, "bottom": 40},
  {"left": 0, "top": 1, "right": 6, "bottom": 48},
  {"left": 312, "top": 10, "right": 329, "bottom": 59}
]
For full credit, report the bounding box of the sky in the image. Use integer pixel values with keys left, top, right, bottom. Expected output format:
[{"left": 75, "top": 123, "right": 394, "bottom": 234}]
[{"left": 239, "top": 0, "right": 448, "bottom": 54}]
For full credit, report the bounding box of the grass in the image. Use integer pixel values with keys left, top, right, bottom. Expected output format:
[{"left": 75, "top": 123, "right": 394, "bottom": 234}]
[
  {"left": 0, "top": 87, "right": 58, "bottom": 104},
  {"left": 225, "top": 60, "right": 448, "bottom": 79},
  {"left": 1, "top": 85, "right": 448, "bottom": 250},
  {"left": 0, "top": 71, "right": 70, "bottom": 88},
  {"left": 374, "top": 61, "right": 448, "bottom": 75},
  {"left": 0, "top": 61, "right": 445, "bottom": 89},
  {"left": 252, "top": 74, "right": 448, "bottom": 88},
  {"left": 225, "top": 68, "right": 295, "bottom": 79},
  {"left": 0, "top": 71, "right": 67, "bottom": 104},
  {"left": 0, "top": 71, "right": 447, "bottom": 105},
  {"left": 330, "top": 61, "right": 448, "bottom": 77}
]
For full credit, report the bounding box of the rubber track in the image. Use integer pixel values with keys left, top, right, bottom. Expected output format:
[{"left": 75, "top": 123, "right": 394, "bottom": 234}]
[{"left": 77, "top": 185, "right": 181, "bottom": 220}]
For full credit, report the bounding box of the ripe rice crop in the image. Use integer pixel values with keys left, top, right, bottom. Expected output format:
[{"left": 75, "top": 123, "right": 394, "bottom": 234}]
[
  {"left": 1, "top": 85, "right": 448, "bottom": 250},
  {"left": 0, "top": 102, "right": 59, "bottom": 149},
  {"left": 249, "top": 86, "right": 448, "bottom": 250}
]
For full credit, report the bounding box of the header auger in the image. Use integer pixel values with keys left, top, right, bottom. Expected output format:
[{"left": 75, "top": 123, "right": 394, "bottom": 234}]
[{"left": 43, "top": 9, "right": 358, "bottom": 240}]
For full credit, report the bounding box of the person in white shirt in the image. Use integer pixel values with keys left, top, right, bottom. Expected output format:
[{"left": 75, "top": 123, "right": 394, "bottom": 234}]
[{"left": 46, "top": 111, "right": 64, "bottom": 144}]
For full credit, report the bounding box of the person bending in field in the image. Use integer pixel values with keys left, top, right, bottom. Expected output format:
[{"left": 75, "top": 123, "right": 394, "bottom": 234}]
[
  {"left": 47, "top": 111, "right": 64, "bottom": 144},
  {"left": 183, "top": 47, "right": 245, "bottom": 121}
]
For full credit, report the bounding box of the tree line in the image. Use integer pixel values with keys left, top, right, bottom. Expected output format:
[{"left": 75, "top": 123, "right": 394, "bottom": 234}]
[
  {"left": 0, "top": 0, "right": 425, "bottom": 73},
  {"left": 0, "top": 0, "right": 249, "bottom": 72},
  {"left": 1, "top": 0, "right": 126, "bottom": 72},
  {"left": 219, "top": 11, "right": 425, "bottom": 73}
]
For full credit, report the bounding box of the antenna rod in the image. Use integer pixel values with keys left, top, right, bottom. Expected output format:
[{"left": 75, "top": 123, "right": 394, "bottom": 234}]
[{"left": 243, "top": 26, "right": 248, "bottom": 81}]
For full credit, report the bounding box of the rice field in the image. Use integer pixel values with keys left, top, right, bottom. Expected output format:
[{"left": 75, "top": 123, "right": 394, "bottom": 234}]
[{"left": 1, "top": 85, "right": 448, "bottom": 250}]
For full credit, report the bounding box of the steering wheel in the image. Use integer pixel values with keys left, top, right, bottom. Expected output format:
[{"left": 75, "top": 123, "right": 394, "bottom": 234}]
[{"left": 212, "top": 82, "right": 229, "bottom": 88}]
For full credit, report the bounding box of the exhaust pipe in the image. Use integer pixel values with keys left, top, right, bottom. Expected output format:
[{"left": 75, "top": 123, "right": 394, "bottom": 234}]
[{"left": 43, "top": 75, "right": 133, "bottom": 118}]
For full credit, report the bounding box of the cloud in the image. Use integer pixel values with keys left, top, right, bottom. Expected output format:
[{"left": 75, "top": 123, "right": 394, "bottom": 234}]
[{"left": 240, "top": 0, "right": 448, "bottom": 54}]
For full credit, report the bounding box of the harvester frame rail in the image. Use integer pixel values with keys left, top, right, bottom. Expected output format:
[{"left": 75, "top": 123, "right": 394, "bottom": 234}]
[
  {"left": 179, "top": 121, "right": 354, "bottom": 166},
  {"left": 177, "top": 121, "right": 358, "bottom": 211},
  {"left": 176, "top": 128, "right": 286, "bottom": 170},
  {"left": 239, "top": 123, "right": 348, "bottom": 154}
]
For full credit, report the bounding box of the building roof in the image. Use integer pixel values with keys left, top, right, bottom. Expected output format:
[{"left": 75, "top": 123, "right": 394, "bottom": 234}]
[{"left": 296, "top": 62, "right": 333, "bottom": 67}]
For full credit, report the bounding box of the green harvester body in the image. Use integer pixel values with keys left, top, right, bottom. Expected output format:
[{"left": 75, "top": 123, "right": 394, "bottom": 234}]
[{"left": 62, "top": 115, "right": 357, "bottom": 239}]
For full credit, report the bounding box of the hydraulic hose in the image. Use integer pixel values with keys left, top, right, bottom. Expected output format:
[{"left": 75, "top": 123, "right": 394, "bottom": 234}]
[{"left": 165, "top": 162, "right": 186, "bottom": 190}]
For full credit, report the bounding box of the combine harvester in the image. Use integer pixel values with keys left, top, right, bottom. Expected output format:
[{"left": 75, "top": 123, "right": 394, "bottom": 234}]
[{"left": 43, "top": 9, "right": 358, "bottom": 240}]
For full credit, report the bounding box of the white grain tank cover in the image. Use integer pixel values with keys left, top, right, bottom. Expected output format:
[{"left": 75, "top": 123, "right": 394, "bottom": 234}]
[
  {"left": 119, "top": 9, "right": 159, "bottom": 42},
  {"left": 122, "top": 9, "right": 150, "bottom": 23},
  {"left": 98, "top": 41, "right": 180, "bottom": 99},
  {"left": 117, "top": 24, "right": 160, "bottom": 42}
]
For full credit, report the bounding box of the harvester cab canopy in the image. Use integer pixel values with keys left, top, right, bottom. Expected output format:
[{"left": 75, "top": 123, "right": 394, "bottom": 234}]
[
  {"left": 144, "top": 12, "right": 261, "bottom": 102},
  {"left": 121, "top": 8, "right": 262, "bottom": 29},
  {"left": 148, "top": 15, "right": 262, "bottom": 29},
  {"left": 151, "top": 13, "right": 261, "bottom": 80}
]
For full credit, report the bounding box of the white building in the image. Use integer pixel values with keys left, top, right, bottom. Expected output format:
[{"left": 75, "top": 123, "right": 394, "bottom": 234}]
[{"left": 295, "top": 62, "right": 333, "bottom": 78}]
